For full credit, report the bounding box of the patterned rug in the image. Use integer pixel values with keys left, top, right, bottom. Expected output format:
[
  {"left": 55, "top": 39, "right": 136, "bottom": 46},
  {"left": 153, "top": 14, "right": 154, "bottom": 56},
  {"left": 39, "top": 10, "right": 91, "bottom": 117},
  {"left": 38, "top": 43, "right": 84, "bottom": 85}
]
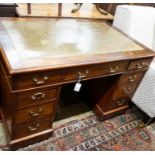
[{"left": 17, "top": 107, "right": 155, "bottom": 151}]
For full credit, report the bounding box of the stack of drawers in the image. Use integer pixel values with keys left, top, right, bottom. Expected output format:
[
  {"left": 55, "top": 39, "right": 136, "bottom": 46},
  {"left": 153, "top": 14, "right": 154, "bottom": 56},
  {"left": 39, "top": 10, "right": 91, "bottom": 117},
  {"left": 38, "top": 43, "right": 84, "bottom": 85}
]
[
  {"left": 11, "top": 70, "right": 63, "bottom": 140},
  {"left": 108, "top": 71, "right": 145, "bottom": 111},
  {"left": 12, "top": 87, "right": 60, "bottom": 139},
  {"left": 94, "top": 58, "right": 153, "bottom": 120}
]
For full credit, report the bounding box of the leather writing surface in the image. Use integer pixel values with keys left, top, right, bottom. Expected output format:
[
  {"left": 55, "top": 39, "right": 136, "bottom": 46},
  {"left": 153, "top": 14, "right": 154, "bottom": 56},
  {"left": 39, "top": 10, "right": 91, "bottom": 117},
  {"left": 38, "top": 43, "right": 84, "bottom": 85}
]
[
  {"left": 2, "top": 19, "right": 143, "bottom": 60},
  {"left": 0, "top": 18, "right": 146, "bottom": 72}
]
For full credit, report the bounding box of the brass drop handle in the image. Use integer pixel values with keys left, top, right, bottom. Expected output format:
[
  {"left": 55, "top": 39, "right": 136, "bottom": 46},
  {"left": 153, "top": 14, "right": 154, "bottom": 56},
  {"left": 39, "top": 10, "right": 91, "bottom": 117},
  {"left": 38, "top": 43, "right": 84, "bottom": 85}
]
[
  {"left": 27, "top": 123, "right": 40, "bottom": 132},
  {"left": 31, "top": 92, "right": 45, "bottom": 100},
  {"left": 116, "top": 99, "right": 125, "bottom": 106},
  {"left": 128, "top": 75, "right": 137, "bottom": 82},
  {"left": 136, "top": 62, "right": 145, "bottom": 69},
  {"left": 77, "top": 70, "right": 89, "bottom": 79},
  {"left": 33, "top": 76, "right": 48, "bottom": 85},
  {"left": 123, "top": 87, "right": 131, "bottom": 94},
  {"left": 109, "top": 66, "right": 119, "bottom": 73},
  {"left": 29, "top": 108, "right": 43, "bottom": 117}
]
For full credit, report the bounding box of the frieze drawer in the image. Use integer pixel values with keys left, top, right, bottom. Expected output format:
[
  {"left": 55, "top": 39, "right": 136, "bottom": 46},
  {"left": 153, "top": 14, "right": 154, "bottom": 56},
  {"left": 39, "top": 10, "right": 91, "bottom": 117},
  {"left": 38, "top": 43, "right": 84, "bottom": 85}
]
[
  {"left": 64, "top": 61, "right": 129, "bottom": 81},
  {"left": 128, "top": 58, "right": 152, "bottom": 70},
  {"left": 12, "top": 70, "right": 63, "bottom": 90}
]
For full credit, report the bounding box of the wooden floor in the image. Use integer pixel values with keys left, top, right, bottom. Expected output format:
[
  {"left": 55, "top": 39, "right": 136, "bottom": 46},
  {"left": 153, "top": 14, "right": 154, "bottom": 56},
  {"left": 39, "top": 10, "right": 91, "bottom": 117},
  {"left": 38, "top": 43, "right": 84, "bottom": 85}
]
[{"left": 17, "top": 3, "right": 113, "bottom": 20}]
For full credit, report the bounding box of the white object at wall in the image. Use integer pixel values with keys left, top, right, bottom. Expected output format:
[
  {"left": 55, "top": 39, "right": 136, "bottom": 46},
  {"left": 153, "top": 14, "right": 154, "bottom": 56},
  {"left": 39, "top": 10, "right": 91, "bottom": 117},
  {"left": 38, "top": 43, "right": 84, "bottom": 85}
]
[
  {"left": 113, "top": 5, "right": 155, "bottom": 118},
  {"left": 113, "top": 5, "right": 155, "bottom": 50},
  {"left": 153, "top": 24, "right": 155, "bottom": 51}
]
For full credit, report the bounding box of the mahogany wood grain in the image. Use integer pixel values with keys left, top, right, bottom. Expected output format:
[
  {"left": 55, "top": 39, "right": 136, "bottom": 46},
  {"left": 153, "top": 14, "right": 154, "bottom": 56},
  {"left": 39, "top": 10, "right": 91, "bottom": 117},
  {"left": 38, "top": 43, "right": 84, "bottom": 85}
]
[
  {"left": 94, "top": 69, "right": 147, "bottom": 120},
  {"left": 128, "top": 58, "right": 152, "bottom": 70},
  {"left": 111, "top": 71, "right": 145, "bottom": 100},
  {"left": 95, "top": 104, "right": 130, "bottom": 121},
  {"left": 16, "top": 87, "right": 58, "bottom": 109},
  {"left": 13, "top": 70, "right": 63, "bottom": 90},
  {"left": 107, "top": 98, "right": 130, "bottom": 111},
  {"left": 14, "top": 102, "right": 56, "bottom": 124},
  {"left": 12, "top": 117, "right": 52, "bottom": 139},
  {"left": 10, "top": 127, "right": 53, "bottom": 150},
  {"left": 64, "top": 61, "right": 128, "bottom": 81}
]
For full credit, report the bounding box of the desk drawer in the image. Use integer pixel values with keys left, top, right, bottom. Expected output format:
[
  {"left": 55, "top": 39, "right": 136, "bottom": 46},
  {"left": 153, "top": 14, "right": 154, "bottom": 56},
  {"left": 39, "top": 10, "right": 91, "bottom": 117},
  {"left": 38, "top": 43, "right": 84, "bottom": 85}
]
[
  {"left": 64, "top": 61, "right": 128, "bottom": 81},
  {"left": 13, "top": 117, "right": 51, "bottom": 139},
  {"left": 16, "top": 87, "right": 59, "bottom": 109},
  {"left": 111, "top": 71, "right": 144, "bottom": 100},
  {"left": 14, "top": 102, "right": 55, "bottom": 124},
  {"left": 119, "top": 71, "right": 144, "bottom": 85},
  {"left": 128, "top": 58, "right": 152, "bottom": 70},
  {"left": 13, "top": 70, "right": 63, "bottom": 90},
  {"left": 105, "top": 97, "right": 130, "bottom": 111}
]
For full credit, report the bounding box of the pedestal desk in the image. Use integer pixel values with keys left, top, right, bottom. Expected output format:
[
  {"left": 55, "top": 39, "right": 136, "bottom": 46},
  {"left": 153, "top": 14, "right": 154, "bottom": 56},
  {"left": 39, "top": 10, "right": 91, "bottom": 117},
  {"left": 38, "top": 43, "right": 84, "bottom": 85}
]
[{"left": 0, "top": 18, "right": 154, "bottom": 150}]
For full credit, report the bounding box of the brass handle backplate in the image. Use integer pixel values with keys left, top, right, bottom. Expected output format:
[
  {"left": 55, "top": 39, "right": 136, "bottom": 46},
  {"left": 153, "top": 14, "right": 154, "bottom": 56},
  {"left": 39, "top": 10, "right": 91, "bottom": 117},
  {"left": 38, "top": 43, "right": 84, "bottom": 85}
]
[
  {"left": 116, "top": 99, "right": 125, "bottom": 106},
  {"left": 136, "top": 62, "right": 145, "bottom": 69},
  {"left": 128, "top": 75, "right": 137, "bottom": 82},
  {"left": 33, "top": 76, "right": 48, "bottom": 85},
  {"left": 29, "top": 108, "right": 43, "bottom": 117},
  {"left": 123, "top": 87, "right": 131, "bottom": 94},
  {"left": 27, "top": 123, "right": 40, "bottom": 132},
  {"left": 109, "top": 66, "right": 119, "bottom": 73},
  {"left": 77, "top": 70, "right": 89, "bottom": 79},
  {"left": 31, "top": 92, "right": 45, "bottom": 101}
]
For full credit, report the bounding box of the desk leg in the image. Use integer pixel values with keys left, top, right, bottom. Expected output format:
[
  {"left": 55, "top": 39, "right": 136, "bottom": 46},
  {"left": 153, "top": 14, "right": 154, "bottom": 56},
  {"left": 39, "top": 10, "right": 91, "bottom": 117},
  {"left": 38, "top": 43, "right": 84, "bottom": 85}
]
[
  {"left": 27, "top": 3, "right": 31, "bottom": 14},
  {"left": 58, "top": 3, "right": 62, "bottom": 16}
]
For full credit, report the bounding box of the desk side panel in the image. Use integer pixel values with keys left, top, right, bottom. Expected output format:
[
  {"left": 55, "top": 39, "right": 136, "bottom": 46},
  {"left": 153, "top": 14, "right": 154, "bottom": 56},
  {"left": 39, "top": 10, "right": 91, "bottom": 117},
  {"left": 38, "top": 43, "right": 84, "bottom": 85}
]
[{"left": 0, "top": 55, "right": 14, "bottom": 137}]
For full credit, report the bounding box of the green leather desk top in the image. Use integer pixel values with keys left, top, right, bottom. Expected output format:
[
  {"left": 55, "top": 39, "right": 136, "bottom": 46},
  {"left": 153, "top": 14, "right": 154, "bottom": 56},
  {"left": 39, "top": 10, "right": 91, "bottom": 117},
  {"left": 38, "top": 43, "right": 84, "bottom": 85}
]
[{"left": 0, "top": 18, "right": 152, "bottom": 73}]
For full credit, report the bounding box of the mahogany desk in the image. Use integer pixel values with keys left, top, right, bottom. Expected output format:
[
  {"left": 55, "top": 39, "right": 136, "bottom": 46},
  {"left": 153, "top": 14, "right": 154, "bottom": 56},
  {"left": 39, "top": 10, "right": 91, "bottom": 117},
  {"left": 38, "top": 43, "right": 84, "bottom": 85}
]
[{"left": 0, "top": 18, "right": 154, "bottom": 150}]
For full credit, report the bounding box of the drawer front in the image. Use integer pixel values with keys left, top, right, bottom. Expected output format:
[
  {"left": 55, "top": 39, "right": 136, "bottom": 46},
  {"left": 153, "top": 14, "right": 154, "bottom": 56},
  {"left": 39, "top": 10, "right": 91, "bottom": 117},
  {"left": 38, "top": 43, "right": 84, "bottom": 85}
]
[
  {"left": 12, "top": 117, "right": 51, "bottom": 139},
  {"left": 128, "top": 58, "right": 152, "bottom": 70},
  {"left": 13, "top": 70, "right": 63, "bottom": 90},
  {"left": 118, "top": 71, "right": 144, "bottom": 85},
  {"left": 105, "top": 97, "right": 130, "bottom": 111},
  {"left": 64, "top": 61, "right": 128, "bottom": 81},
  {"left": 14, "top": 102, "right": 55, "bottom": 124},
  {"left": 16, "top": 87, "right": 59, "bottom": 109},
  {"left": 111, "top": 71, "right": 144, "bottom": 100}
]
